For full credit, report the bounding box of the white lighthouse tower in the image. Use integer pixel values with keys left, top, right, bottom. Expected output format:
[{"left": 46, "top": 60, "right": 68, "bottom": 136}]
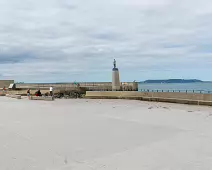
[{"left": 112, "top": 59, "right": 121, "bottom": 91}]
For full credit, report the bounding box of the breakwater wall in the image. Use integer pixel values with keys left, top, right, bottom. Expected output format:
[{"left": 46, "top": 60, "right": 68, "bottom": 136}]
[
  {"left": 0, "top": 80, "right": 14, "bottom": 88},
  {"left": 85, "top": 91, "right": 212, "bottom": 106},
  {"left": 15, "top": 82, "right": 138, "bottom": 91}
]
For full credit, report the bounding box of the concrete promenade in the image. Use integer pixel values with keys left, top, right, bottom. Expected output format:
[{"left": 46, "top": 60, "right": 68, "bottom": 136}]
[{"left": 1, "top": 97, "right": 212, "bottom": 169}]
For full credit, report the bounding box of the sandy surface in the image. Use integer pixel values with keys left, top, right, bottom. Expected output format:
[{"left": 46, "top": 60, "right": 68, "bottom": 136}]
[{"left": 1, "top": 97, "right": 212, "bottom": 170}]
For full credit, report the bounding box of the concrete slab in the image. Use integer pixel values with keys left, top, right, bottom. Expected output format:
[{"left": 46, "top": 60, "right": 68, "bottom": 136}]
[
  {"left": 30, "top": 96, "right": 54, "bottom": 101},
  {"left": 6, "top": 94, "right": 21, "bottom": 99}
]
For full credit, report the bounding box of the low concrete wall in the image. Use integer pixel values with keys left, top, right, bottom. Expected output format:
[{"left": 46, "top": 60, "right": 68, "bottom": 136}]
[
  {"left": 7, "top": 89, "right": 55, "bottom": 96},
  {"left": 85, "top": 91, "right": 212, "bottom": 106}
]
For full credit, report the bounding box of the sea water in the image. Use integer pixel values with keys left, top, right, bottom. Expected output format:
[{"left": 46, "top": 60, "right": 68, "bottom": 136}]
[{"left": 138, "top": 82, "right": 212, "bottom": 93}]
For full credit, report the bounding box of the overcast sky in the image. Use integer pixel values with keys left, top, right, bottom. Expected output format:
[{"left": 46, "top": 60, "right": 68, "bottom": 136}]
[{"left": 0, "top": 0, "right": 212, "bottom": 82}]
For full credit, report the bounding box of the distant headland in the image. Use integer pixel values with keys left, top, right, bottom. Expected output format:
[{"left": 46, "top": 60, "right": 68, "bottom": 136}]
[{"left": 140, "top": 79, "right": 204, "bottom": 84}]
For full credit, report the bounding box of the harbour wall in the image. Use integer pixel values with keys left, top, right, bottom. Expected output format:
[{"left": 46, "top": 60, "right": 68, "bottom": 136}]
[
  {"left": 85, "top": 91, "right": 212, "bottom": 106},
  {"left": 0, "top": 80, "right": 14, "bottom": 88},
  {"left": 15, "top": 82, "right": 138, "bottom": 91},
  {"left": 4, "top": 82, "right": 137, "bottom": 96}
]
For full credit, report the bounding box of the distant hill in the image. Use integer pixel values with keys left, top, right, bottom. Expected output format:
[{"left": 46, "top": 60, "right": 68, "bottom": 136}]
[{"left": 141, "top": 79, "right": 203, "bottom": 84}]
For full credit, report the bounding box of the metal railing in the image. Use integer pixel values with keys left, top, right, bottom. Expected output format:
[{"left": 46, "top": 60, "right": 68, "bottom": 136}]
[{"left": 140, "top": 89, "right": 212, "bottom": 94}]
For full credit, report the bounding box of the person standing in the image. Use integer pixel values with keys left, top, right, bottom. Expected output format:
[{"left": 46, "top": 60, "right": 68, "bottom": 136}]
[
  {"left": 27, "top": 89, "right": 31, "bottom": 99},
  {"left": 50, "top": 86, "right": 53, "bottom": 96}
]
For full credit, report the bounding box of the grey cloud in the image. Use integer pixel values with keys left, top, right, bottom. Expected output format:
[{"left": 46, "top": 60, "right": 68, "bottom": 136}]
[{"left": 0, "top": 0, "right": 212, "bottom": 82}]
